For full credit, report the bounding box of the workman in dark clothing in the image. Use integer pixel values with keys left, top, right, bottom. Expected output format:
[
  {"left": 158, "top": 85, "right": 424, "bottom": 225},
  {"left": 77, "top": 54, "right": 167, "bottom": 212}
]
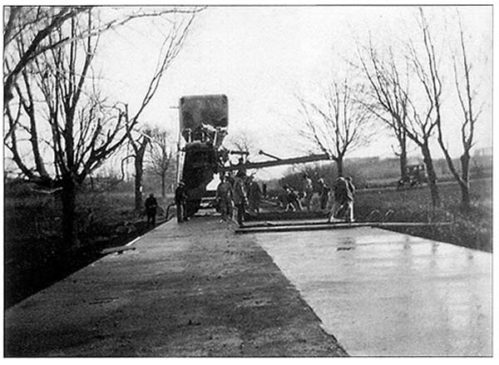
[
  {"left": 302, "top": 173, "right": 314, "bottom": 211},
  {"left": 144, "top": 193, "right": 158, "bottom": 226},
  {"left": 247, "top": 176, "right": 262, "bottom": 215},
  {"left": 329, "top": 176, "right": 355, "bottom": 223},
  {"left": 318, "top": 178, "right": 330, "bottom": 211},
  {"left": 344, "top": 176, "right": 356, "bottom": 221},
  {"left": 216, "top": 174, "right": 233, "bottom": 222},
  {"left": 175, "top": 181, "right": 188, "bottom": 223},
  {"left": 284, "top": 185, "right": 302, "bottom": 212},
  {"left": 236, "top": 157, "right": 247, "bottom": 177},
  {"left": 232, "top": 170, "right": 248, "bottom": 226}
]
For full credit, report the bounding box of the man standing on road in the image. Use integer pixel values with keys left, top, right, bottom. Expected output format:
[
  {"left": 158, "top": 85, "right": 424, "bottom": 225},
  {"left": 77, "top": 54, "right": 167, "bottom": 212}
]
[
  {"left": 345, "top": 176, "right": 356, "bottom": 221},
  {"left": 247, "top": 175, "right": 262, "bottom": 215},
  {"left": 175, "top": 181, "right": 188, "bottom": 223},
  {"left": 329, "top": 176, "right": 355, "bottom": 223},
  {"left": 232, "top": 170, "right": 248, "bottom": 226},
  {"left": 302, "top": 173, "right": 314, "bottom": 211},
  {"left": 318, "top": 178, "right": 330, "bottom": 211},
  {"left": 216, "top": 174, "right": 233, "bottom": 222},
  {"left": 144, "top": 193, "right": 158, "bottom": 226}
]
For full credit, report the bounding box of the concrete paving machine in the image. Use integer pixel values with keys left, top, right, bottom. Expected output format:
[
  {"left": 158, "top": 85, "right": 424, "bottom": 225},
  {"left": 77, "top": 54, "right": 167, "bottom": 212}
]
[
  {"left": 176, "top": 94, "right": 330, "bottom": 218},
  {"left": 176, "top": 94, "right": 229, "bottom": 217}
]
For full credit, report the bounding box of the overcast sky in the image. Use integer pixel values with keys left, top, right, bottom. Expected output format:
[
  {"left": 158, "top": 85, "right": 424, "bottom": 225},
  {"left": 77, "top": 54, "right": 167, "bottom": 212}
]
[{"left": 94, "top": 5, "right": 492, "bottom": 179}]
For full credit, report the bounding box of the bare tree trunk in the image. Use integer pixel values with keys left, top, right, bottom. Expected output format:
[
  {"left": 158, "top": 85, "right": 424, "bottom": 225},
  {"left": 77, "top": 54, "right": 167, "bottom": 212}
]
[
  {"left": 399, "top": 129, "right": 408, "bottom": 181},
  {"left": 460, "top": 182, "right": 470, "bottom": 210},
  {"left": 133, "top": 137, "right": 149, "bottom": 211},
  {"left": 438, "top": 136, "right": 472, "bottom": 212},
  {"left": 336, "top": 157, "right": 344, "bottom": 177},
  {"left": 61, "top": 175, "right": 78, "bottom": 248},
  {"left": 421, "top": 142, "right": 440, "bottom": 208},
  {"left": 399, "top": 145, "right": 408, "bottom": 181},
  {"left": 161, "top": 174, "right": 166, "bottom": 198},
  {"left": 134, "top": 154, "right": 144, "bottom": 211},
  {"left": 459, "top": 152, "right": 471, "bottom": 210}
]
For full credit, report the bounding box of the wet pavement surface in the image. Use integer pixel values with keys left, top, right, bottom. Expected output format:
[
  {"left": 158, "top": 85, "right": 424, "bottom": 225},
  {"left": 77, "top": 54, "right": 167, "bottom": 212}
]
[{"left": 255, "top": 226, "right": 492, "bottom": 356}]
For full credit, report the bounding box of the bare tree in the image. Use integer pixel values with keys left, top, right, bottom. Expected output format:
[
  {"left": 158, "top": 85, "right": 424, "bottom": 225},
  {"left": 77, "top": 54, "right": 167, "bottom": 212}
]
[
  {"left": 122, "top": 12, "right": 196, "bottom": 210},
  {"left": 126, "top": 125, "right": 152, "bottom": 211},
  {"left": 148, "top": 128, "right": 174, "bottom": 198},
  {"left": 401, "top": 9, "right": 445, "bottom": 208},
  {"left": 223, "top": 130, "right": 257, "bottom": 167},
  {"left": 357, "top": 43, "right": 410, "bottom": 183},
  {"left": 437, "top": 17, "right": 482, "bottom": 210},
  {"left": 296, "top": 80, "right": 371, "bottom": 176},
  {"left": 4, "top": 10, "right": 129, "bottom": 247},
  {"left": 4, "top": 7, "right": 200, "bottom": 247},
  {"left": 357, "top": 10, "right": 443, "bottom": 208},
  {"left": 3, "top": 6, "right": 203, "bottom": 105},
  {"left": 4, "top": 7, "right": 89, "bottom": 104},
  {"left": 226, "top": 132, "right": 255, "bottom": 155}
]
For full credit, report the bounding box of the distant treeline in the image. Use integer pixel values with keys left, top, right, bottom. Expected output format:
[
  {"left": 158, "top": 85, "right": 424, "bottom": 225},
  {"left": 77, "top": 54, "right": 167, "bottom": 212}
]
[
  {"left": 262, "top": 154, "right": 492, "bottom": 194},
  {"left": 5, "top": 153, "right": 491, "bottom": 198},
  {"left": 5, "top": 165, "right": 178, "bottom": 197}
]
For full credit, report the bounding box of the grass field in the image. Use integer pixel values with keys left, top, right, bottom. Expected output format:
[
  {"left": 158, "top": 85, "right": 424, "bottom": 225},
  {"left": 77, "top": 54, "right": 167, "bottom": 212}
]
[
  {"left": 354, "top": 178, "right": 492, "bottom": 252},
  {"left": 4, "top": 190, "right": 174, "bottom": 308}
]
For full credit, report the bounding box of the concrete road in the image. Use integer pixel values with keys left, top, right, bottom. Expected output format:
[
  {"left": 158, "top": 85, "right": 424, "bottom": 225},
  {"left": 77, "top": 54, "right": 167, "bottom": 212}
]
[
  {"left": 4, "top": 217, "right": 491, "bottom": 357},
  {"left": 4, "top": 218, "right": 346, "bottom": 357},
  {"left": 255, "top": 226, "right": 492, "bottom": 356}
]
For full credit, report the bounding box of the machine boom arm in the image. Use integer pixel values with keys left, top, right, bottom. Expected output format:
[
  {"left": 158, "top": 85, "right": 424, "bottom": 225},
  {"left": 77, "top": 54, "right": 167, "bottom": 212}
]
[{"left": 221, "top": 153, "right": 330, "bottom": 172}]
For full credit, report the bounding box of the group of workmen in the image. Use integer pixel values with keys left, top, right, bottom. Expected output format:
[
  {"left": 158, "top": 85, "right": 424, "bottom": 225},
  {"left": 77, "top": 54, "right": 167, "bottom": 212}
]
[
  {"left": 145, "top": 171, "right": 356, "bottom": 227},
  {"left": 171, "top": 169, "right": 262, "bottom": 227},
  {"left": 283, "top": 173, "right": 356, "bottom": 223},
  {"left": 143, "top": 181, "right": 191, "bottom": 225},
  {"left": 214, "top": 170, "right": 262, "bottom": 226},
  {"left": 213, "top": 171, "right": 356, "bottom": 225}
]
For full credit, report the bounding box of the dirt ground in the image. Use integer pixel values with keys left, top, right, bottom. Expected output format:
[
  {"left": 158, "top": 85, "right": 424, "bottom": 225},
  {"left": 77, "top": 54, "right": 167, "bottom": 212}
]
[
  {"left": 5, "top": 216, "right": 348, "bottom": 357},
  {"left": 4, "top": 218, "right": 164, "bottom": 309}
]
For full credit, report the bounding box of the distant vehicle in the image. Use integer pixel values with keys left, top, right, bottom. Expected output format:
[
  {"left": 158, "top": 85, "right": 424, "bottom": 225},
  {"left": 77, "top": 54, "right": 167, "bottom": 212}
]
[{"left": 397, "top": 164, "right": 427, "bottom": 189}]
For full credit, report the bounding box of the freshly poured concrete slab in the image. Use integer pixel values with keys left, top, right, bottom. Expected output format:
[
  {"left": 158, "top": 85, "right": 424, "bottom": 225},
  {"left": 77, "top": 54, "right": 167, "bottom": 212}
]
[{"left": 255, "top": 227, "right": 492, "bottom": 356}]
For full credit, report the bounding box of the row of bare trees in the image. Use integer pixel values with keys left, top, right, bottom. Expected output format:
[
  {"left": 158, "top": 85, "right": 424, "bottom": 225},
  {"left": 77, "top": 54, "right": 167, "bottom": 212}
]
[
  {"left": 123, "top": 125, "right": 174, "bottom": 211},
  {"left": 4, "top": 6, "right": 200, "bottom": 247},
  {"left": 359, "top": 9, "right": 481, "bottom": 210},
  {"left": 296, "top": 9, "right": 483, "bottom": 211}
]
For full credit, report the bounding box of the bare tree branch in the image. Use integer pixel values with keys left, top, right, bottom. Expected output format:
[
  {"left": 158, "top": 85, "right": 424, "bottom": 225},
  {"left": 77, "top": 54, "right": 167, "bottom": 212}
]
[
  {"left": 295, "top": 79, "right": 371, "bottom": 176},
  {"left": 4, "top": 6, "right": 204, "bottom": 105},
  {"left": 129, "top": 13, "right": 196, "bottom": 123},
  {"left": 435, "top": 12, "right": 480, "bottom": 209}
]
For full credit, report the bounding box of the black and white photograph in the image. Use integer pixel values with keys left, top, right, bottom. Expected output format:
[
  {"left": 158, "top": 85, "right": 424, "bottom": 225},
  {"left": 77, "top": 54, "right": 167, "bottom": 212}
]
[{"left": 2, "top": 2, "right": 493, "bottom": 358}]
